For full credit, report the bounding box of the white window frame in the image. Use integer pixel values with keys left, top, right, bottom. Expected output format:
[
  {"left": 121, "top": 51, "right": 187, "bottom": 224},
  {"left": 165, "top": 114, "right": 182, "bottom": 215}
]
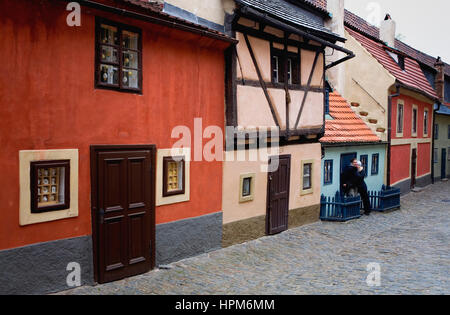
[
  {"left": 396, "top": 101, "right": 404, "bottom": 137},
  {"left": 423, "top": 108, "right": 429, "bottom": 137},
  {"left": 300, "top": 160, "right": 314, "bottom": 196},
  {"left": 411, "top": 104, "right": 418, "bottom": 137}
]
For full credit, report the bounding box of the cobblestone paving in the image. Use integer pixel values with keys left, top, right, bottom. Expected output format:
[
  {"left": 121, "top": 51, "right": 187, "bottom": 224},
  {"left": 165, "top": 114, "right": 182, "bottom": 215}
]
[{"left": 59, "top": 181, "right": 450, "bottom": 295}]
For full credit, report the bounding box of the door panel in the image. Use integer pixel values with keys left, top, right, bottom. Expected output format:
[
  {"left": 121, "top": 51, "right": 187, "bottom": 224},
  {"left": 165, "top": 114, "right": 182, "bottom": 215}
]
[
  {"left": 267, "top": 155, "right": 291, "bottom": 235},
  {"left": 91, "top": 145, "right": 155, "bottom": 284}
]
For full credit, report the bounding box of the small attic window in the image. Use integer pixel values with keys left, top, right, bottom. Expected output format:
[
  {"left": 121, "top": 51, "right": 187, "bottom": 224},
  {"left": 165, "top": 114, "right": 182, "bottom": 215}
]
[
  {"left": 398, "top": 55, "right": 405, "bottom": 70},
  {"left": 386, "top": 50, "right": 405, "bottom": 70}
]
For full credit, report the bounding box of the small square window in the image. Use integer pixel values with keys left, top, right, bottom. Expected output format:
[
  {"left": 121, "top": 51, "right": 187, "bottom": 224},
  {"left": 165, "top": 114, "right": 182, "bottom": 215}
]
[
  {"left": 239, "top": 173, "right": 255, "bottom": 203},
  {"left": 163, "top": 156, "right": 185, "bottom": 197},
  {"left": 271, "top": 47, "right": 299, "bottom": 85},
  {"left": 30, "top": 160, "right": 70, "bottom": 213}
]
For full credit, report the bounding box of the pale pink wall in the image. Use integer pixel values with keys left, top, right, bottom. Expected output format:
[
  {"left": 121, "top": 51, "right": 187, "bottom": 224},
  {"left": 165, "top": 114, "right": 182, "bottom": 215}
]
[
  {"left": 301, "top": 50, "right": 324, "bottom": 87},
  {"left": 289, "top": 91, "right": 324, "bottom": 129}
]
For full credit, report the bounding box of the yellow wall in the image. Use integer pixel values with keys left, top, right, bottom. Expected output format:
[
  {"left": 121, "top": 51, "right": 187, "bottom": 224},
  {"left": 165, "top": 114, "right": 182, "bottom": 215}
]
[
  {"left": 337, "top": 29, "right": 396, "bottom": 142},
  {"left": 164, "top": 0, "right": 234, "bottom": 25},
  {"left": 222, "top": 143, "right": 321, "bottom": 224}
]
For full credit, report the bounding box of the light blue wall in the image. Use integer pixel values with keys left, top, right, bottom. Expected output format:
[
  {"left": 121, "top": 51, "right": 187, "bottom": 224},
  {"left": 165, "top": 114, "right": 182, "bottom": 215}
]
[{"left": 321, "top": 144, "right": 387, "bottom": 197}]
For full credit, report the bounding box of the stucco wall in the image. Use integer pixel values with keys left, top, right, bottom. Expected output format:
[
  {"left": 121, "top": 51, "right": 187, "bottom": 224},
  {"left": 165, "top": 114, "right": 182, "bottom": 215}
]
[
  {"left": 0, "top": 0, "right": 226, "bottom": 250},
  {"left": 338, "top": 29, "right": 396, "bottom": 142},
  {"left": 321, "top": 144, "right": 387, "bottom": 197},
  {"left": 222, "top": 143, "right": 321, "bottom": 224},
  {"left": 164, "top": 0, "right": 233, "bottom": 26}
]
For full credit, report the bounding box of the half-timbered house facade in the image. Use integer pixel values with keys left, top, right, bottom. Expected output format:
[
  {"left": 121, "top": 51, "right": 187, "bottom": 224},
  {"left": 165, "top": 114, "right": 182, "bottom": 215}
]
[{"left": 220, "top": 0, "right": 354, "bottom": 246}]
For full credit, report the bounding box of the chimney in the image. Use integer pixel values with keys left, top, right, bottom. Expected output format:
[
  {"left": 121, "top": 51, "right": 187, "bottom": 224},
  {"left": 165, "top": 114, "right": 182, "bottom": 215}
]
[
  {"left": 435, "top": 56, "right": 445, "bottom": 103},
  {"left": 380, "top": 14, "right": 396, "bottom": 48},
  {"left": 325, "top": 0, "right": 346, "bottom": 93},
  {"left": 326, "top": 0, "right": 345, "bottom": 38}
]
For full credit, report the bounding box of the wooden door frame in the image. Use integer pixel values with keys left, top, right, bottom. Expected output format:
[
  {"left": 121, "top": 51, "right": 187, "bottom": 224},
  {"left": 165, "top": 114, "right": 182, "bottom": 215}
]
[
  {"left": 90, "top": 144, "right": 156, "bottom": 283},
  {"left": 266, "top": 154, "right": 291, "bottom": 235}
]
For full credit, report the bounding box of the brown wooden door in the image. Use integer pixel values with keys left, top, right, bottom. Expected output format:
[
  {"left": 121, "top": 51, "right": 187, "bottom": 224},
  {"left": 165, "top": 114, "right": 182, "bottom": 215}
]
[
  {"left": 266, "top": 155, "right": 291, "bottom": 235},
  {"left": 411, "top": 149, "right": 417, "bottom": 188},
  {"left": 91, "top": 145, "right": 155, "bottom": 284}
]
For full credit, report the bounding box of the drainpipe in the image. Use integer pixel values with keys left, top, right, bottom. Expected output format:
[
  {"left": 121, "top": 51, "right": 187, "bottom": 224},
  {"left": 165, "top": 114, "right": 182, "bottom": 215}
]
[
  {"left": 387, "top": 84, "right": 401, "bottom": 188},
  {"left": 431, "top": 102, "right": 441, "bottom": 184},
  {"left": 432, "top": 57, "right": 445, "bottom": 183}
]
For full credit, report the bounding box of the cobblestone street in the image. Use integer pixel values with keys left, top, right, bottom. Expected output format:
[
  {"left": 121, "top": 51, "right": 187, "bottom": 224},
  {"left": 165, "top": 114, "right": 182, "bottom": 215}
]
[{"left": 59, "top": 181, "right": 450, "bottom": 295}]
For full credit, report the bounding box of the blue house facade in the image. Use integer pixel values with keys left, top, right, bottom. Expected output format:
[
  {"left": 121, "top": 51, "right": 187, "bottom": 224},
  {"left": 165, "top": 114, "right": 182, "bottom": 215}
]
[
  {"left": 320, "top": 91, "right": 387, "bottom": 197},
  {"left": 321, "top": 144, "right": 387, "bottom": 197}
]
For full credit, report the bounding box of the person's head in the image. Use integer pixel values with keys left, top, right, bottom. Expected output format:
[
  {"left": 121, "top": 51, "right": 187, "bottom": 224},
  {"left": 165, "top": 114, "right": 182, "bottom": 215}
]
[{"left": 350, "top": 158, "right": 358, "bottom": 167}]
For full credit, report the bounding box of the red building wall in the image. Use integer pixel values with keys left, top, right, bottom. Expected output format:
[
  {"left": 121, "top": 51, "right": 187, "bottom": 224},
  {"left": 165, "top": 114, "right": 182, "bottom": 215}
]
[
  {"left": 417, "top": 143, "right": 431, "bottom": 177},
  {"left": 390, "top": 93, "right": 433, "bottom": 185},
  {"left": 0, "top": 0, "right": 228, "bottom": 250},
  {"left": 391, "top": 145, "right": 411, "bottom": 184}
]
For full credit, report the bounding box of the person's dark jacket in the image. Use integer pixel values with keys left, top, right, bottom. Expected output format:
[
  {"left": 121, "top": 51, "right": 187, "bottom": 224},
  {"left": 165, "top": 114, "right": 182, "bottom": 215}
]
[{"left": 341, "top": 165, "right": 358, "bottom": 194}]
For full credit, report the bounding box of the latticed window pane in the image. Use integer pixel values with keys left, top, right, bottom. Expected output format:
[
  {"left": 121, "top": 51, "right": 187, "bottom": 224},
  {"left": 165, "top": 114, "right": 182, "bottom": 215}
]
[
  {"left": 167, "top": 161, "right": 183, "bottom": 192},
  {"left": 122, "top": 30, "right": 139, "bottom": 50},
  {"left": 96, "top": 20, "right": 141, "bottom": 91},
  {"left": 31, "top": 160, "right": 70, "bottom": 213},
  {"left": 100, "top": 24, "right": 119, "bottom": 45}
]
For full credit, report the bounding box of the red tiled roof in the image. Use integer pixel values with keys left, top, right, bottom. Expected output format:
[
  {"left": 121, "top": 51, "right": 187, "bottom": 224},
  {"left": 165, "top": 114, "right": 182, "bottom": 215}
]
[
  {"left": 320, "top": 91, "right": 381, "bottom": 144},
  {"left": 346, "top": 27, "right": 438, "bottom": 101},
  {"left": 122, "top": 0, "right": 163, "bottom": 12},
  {"left": 302, "top": 0, "right": 328, "bottom": 12},
  {"left": 344, "top": 9, "right": 450, "bottom": 77}
]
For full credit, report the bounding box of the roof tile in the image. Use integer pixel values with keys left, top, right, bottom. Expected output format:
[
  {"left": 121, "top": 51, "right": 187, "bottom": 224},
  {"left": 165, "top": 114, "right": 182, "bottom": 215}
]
[
  {"left": 320, "top": 92, "right": 381, "bottom": 144},
  {"left": 344, "top": 9, "right": 450, "bottom": 77},
  {"left": 346, "top": 27, "right": 438, "bottom": 101}
]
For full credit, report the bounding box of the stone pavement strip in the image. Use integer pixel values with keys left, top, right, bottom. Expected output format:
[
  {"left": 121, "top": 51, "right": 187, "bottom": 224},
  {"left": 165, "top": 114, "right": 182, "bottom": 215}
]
[{"left": 58, "top": 181, "right": 450, "bottom": 295}]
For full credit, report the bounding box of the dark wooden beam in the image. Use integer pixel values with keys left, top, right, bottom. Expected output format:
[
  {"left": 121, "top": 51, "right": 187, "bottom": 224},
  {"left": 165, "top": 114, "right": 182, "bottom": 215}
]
[
  {"left": 294, "top": 50, "right": 321, "bottom": 130},
  {"left": 237, "top": 80, "right": 324, "bottom": 93},
  {"left": 235, "top": 24, "right": 324, "bottom": 52}
]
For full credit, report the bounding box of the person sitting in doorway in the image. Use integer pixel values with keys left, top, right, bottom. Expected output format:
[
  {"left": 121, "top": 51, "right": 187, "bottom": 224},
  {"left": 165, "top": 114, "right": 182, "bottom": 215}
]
[
  {"left": 340, "top": 158, "right": 372, "bottom": 215},
  {"left": 341, "top": 158, "right": 359, "bottom": 197},
  {"left": 355, "top": 161, "right": 372, "bottom": 216}
]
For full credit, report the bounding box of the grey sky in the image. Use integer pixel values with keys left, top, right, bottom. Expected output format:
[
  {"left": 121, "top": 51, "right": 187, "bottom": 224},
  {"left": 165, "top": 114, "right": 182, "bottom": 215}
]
[{"left": 345, "top": 0, "right": 450, "bottom": 63}]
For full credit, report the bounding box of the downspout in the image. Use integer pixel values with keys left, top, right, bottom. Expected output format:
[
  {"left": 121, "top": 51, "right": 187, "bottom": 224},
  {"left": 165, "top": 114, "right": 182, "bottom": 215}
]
[
  {"left": 387, "top": 84, "right": 400, "bottom": 188},
  {"left": 431, "top": 102, "right": 441, "bottom": 184}
]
